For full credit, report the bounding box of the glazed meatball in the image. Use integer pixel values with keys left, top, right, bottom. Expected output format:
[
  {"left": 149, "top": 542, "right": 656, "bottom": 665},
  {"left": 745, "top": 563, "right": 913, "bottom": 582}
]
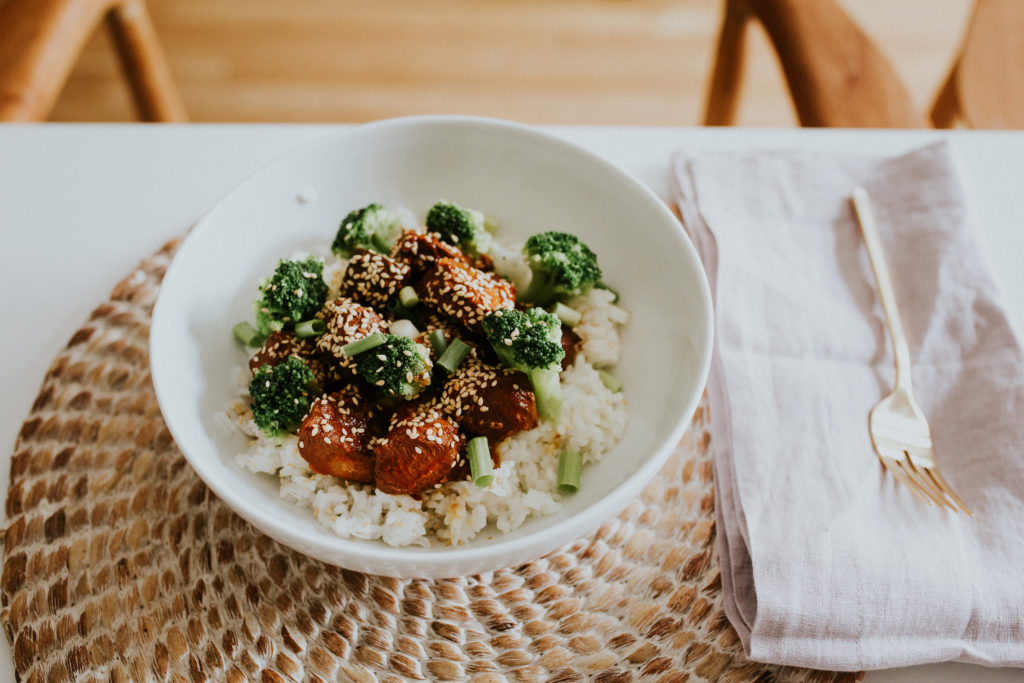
[
  {"left": 417, "top": 257, "right": 516, "bottom": 332},
  {"left": 373, "top": 402, "right": 464, "bottom": 495},
  {"left": 339, "top": 249, "right": 412, "bottom": 309},
  {"left": 297, "top": 392, "right": 374, "bottom": 482},
  {"left": 440, "top": 359, "right": 538, "bottom": 443},
  {"left": 249, "top": 331, "right": 312, "bottom": 373},
  {"left": 391, "top": 230, "right": 468, "bottom": 277},
  {"left": 560, "top": 324, "right": 581, "bottom": 371},
  {"left": 315, "top": 298, "right": 389, "bottom": 371},
  {"left": 249, "top": 330, "right": 330, "bottom": 385}
]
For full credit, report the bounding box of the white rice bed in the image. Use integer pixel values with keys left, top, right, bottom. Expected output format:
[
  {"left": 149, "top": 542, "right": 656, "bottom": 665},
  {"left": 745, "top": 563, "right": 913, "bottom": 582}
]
[{"left": 230, "top": 288, "right": 629, "bottom": 547}]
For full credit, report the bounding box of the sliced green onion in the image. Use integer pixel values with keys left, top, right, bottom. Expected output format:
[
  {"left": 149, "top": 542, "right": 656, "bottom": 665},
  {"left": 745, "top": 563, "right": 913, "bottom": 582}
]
[
  {"left": 468, "top": 436, "right": 494, "bottom": 488},
  {"left": 398, "top": 286, "right": 420, "bottom": 308},
  {"left": 428, "top": 329, "right": 448, "bottom": 357},
  {"left": 597, "top": 369, "right": 622, "bottom": 393},
  {"left": 341, "top": 332, "right": 387, "bottom": 357},
  {"left": 386, "top": 297, "right": 420, "bottom": 323},
  {"left": 551, "top": 302, "right": 582, "bottom": 327},
  {"left": 557, "top": 451, "right": 582, "bottom": 493},
  {"left": 437, "top": 338, "right": 471, "bottom": 373},
  {"left": 294, "top": 319, "right": 326, "bottom": 338},
  {"left": 387, "top": 297, "right": 409, "bottom": 315},
  {"left": 233, "top": 321, "right": 265, "bottom": 347}
]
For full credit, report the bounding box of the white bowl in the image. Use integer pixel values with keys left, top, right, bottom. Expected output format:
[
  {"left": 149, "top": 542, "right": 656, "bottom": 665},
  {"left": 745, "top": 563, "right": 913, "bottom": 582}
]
[{"left": 150, "top": 115, "right": 713, "bottom": 578}]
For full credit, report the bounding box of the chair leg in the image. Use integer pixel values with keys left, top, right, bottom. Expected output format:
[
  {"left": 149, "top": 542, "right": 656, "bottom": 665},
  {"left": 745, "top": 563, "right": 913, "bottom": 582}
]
[
  {"left": 930, "top": 58, "right": 960, "bottom": 128},
  {"left": 105, "top": 0, "right": 186, "bottom": 122},
  {"left": 702, "top": 0, "right": 750, "bottom": 126},
  {"left": 0, "top": 0, "right": 111, "bottom": 121}
]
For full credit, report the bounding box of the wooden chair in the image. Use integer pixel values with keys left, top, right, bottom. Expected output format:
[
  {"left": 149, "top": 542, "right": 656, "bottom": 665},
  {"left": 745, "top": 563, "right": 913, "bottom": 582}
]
[
  {"left": 0, "top": 0, "right": 186, "bottom": 122},
  {"left": 703, "top": 0, "right": 926, "bottom": 128},
  {"left": 930, "top": 0, "right": 1024, "bottom": 129}
]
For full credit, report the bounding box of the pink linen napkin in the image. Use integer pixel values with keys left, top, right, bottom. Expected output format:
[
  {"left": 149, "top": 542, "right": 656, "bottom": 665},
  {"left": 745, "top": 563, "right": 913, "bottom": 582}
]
[{"left": 672, "top": 141, "right": 1024, "bottom": 671}]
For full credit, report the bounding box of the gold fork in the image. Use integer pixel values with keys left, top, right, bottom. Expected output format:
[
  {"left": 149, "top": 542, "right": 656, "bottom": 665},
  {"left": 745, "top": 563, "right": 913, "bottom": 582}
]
[{"left": 850, "top": 187, "right": 971, "bottom": 514}]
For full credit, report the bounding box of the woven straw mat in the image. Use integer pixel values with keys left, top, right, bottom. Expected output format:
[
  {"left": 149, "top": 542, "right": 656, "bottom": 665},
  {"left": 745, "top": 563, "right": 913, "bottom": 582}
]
[{"left": 0, "top": 239, "right": 863, "bottom": 682}]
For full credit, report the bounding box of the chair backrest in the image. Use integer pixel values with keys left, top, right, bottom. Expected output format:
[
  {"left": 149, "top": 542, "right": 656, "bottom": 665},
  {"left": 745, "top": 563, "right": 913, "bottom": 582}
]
[
  {"left": 931, "top": 0, "right": 1024, "bottom": 129},
  {"left": 0, "top": 0, "right": 185, "bottom": 121},
  {"left": 704, "top": 0, "right": 926, "bottom": 128}
]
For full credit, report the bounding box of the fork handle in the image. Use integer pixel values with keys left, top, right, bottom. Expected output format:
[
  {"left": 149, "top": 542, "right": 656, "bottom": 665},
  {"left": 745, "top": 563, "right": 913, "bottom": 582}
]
[{"left": 851, "top": 187, "right": 913, "bottom": 390}]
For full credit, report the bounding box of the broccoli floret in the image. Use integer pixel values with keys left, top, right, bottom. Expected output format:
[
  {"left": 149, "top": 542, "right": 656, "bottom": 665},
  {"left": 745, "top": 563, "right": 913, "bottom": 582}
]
[
  {"left": 355, "top": 334, "right": 433, "bottom": 400},
  {"left": 481, "top": 308, "right": 565, "bottom": 422},
  {"left": 249, "top": 356, "right": 318, "bottom": 437},
  {"left": 425, "top": 201, "right": 492, "bottom": 255},
  {"left": 255, "top": 256, "right": 329, "bottom": 334},
  {"left": 332, "top": 203, "right": 403, "bottom": 256},
  {"left": 520, "top": 231, "right": 602, "bottom": 307}
]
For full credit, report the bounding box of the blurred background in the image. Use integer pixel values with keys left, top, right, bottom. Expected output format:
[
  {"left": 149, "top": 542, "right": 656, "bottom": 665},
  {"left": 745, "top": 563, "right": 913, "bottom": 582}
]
[{"left": 2, "top": 0, "right": 1010, "bottom": 126}]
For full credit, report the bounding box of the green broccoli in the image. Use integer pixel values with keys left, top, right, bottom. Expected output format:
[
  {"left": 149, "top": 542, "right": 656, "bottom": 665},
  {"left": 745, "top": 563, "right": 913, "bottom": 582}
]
[
  {"left": 481, "top": 308, "right": 565, "bottom": 422},
  {"left": 519, "top": 231, "right": 602, "bottom": 307},
  {"left": 355, "top": 334, "right": 433, "bottom": 400},
  {"left": 255, "top": 256, "right": 329, "bottom": 334},
  {"left": 332, "top": 203, "right": 404, "bottom": 256},
  {"left": 249, "top": 356, "right": 318, "bottom": 437},
  {"left": 425, "top": 201, "right": 492, "bottom": 255}
]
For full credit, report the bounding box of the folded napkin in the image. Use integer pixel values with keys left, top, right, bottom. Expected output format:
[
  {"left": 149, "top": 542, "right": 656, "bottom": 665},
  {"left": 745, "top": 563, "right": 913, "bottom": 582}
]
[{"left": 672, "top": 141, "right": 1024, "bottom": 671}]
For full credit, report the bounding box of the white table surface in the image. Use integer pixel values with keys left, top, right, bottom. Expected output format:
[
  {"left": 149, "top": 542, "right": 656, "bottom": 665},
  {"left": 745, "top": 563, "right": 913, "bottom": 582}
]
[{"left": 1, "top": 124, "right": 1021, "bottom": 682}]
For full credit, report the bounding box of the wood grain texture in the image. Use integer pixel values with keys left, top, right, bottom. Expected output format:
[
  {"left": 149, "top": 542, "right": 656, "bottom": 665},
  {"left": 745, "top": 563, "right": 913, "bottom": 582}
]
[
  {"left": 0, "top": 0, "right": 113, "bottom": 120},
  {"left": 105, "top": 0, "right": 187, "bottom": 121},
  {"left": 0, "top": 0, "right": 185, "bottom": 121},
  {"left": 931, "top": 0, "right": 1024, "bottom": 129},
  {"left": 715, "top": 0, "right": 927, "bottom": 127},
  {"left": 46, "top": 0, "right": 974, "bottom": 126},
  {"left": 702, "top": 0, "right": 749, "bottom": 125}
]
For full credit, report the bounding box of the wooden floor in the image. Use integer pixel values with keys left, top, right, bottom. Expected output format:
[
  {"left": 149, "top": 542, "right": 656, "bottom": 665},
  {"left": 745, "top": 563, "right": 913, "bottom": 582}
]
[{"left": 50, "top": 0, "right": 974, "bottom": 126}]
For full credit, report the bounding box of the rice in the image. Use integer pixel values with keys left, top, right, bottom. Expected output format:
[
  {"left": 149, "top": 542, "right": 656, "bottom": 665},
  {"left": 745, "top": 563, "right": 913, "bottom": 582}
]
[
  {"left": 569, "top": 287, "right": 628, "bottom": 369},
  {"left": 227, "top": 242, "right": 630, "bottom": 547}
]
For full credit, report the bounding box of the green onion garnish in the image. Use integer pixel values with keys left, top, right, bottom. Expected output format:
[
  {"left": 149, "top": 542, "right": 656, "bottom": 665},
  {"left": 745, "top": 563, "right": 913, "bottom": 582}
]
[
  {"left": 294, "top": 319, "right": 326, "bottom": 338},
  {"left": 468, "top": 436, "right": 493, "bottom": 488},
  {"left": 386, "top": 297, "right": 417, "bottom": 321},
  {"left": 341, "top": 332, "right": 387, "bottom": 357},
  {"left": 428, "top": 329, "right": 448, "bottom": 357},
  {"left": 233, "top": 321, "right": 265, "bottom": 347},
  {"left": 557, "top": 451, "right": 582, "bottom": 493},
  {"left": 551, "top": 302, "right": 582, "bottom": 327},
  {"left": 437, "top": 338, "right": 471, "bottom": 373},
  {"left": 398, "top": 286, "right": 419, "bottom": 308},
  {"left": 597, "top": 369, "right": 622, "bottom": 393}
]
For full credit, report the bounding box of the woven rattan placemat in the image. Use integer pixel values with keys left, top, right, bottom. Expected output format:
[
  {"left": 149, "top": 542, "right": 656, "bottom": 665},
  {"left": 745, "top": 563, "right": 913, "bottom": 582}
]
[{"left": 0, "top": 240, "right": 863, "bottom": 682}]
